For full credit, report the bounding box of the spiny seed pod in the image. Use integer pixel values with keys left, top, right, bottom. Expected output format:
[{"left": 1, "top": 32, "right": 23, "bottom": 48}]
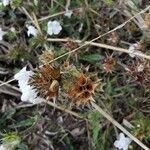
[
  {"left": 102, "top": 54, "right": 117, "bottom": 73},
  {"left": 40, "top": 50, "right": 55, "bottom": 64},
  {"left": 127, "top": 59, "right": 150, "bottom": 88},
  {"left": 29, "top": 64, "right": 60, "bottom": 101},
  {"left": 68, "top": 73, "right": 101, "bottom": 106}
]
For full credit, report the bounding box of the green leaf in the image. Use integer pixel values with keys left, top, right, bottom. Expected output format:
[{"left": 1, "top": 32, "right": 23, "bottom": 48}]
[
  {"left": 11, "top": 117, "right": 37, "bottom": 128},
  {"left": 88, "top": 111, "right": 102, "bottom": 143},
  {"left": 80, "top": 54, "right": 101, "bottom": 63}
]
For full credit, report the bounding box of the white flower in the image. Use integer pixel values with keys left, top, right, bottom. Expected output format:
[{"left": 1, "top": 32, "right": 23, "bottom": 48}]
[
  {"left": 64, "top": 9, "right": 73, "bottom": 18},
  {"left": 47, "top": 20, "right": 62, "bottom": 35},
  {"left": 26, "top": 25, "right": 38, "bottom": 37},
  {"left": 0, "top": 145, "right": 6, "bottom": 150},
  {"left": 0, "top": 142, "right": 19, "bottom": 150},
  {"left": 1, "top": 0, "right": 11, "bottom": 6},
  {"left": 128, "top": 43, "right": 143, "bottom": 58},
  {"left": 34, "top": 0, "right": 38, "bottom": 6},
  {"left": 114, "top": 133, "right": 132, "bottom": 150},
  {"left": 0, "top": 27, "right": 6, "bottom": 41},
  {"left": 14, "top": 67, "right": 44, "bottom": 104},
  {"left": 10, "top": 27, "right": 16, "bottom": 33},
  {"left": 128, "top": 43, "right": 138, "bottom": 58}
]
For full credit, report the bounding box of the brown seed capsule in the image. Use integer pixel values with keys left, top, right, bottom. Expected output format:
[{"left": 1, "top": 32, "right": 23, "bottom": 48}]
[
  {"left": 102, "top": 54, "right": 117, "bottom": 73},
  {"left": 68, "top": 73, "right": 101, "bottom": 106},
  {"left": 40, "top": 50, "right": 55, "bottom": 64}
]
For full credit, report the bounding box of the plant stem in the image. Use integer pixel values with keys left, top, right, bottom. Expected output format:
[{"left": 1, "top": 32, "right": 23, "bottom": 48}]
[{"left": 45, "top": 101, "right": 83, "bottom": 119}]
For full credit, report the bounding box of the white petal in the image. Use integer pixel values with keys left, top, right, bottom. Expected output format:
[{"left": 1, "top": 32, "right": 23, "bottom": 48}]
[
  {"left": 14, "top": 67, "right": 44, "bottom": 104},
  {"left": 2, "top": 0, "right": 10, "bottom": 6},
  {"left": 114, "top": 133, "right": 132, "bottom": 150},
  {"left": 20, "top": 85, "right": 32, "bottom": 102},
  {"left": 10, "top": 27, "right": 16, "bottom": 33},
  {"left": 14, "top": 67, "right": 33, "bottom": 81},
  {"left": 52, "top": 21, "right": 62, "bottom": 35},
  {"left": 0, "top": 145, "right": 7, "bottom": 150},
  {"left": 0, "top": 28, "right": 6, "bottom": 41},
  {"left": 114, "top": 140, "right": 122, "bottom": 149},
  {"left": 34, "top": 0, "right": 38, "bottom": 6},
  {"left": 47, "top": 21, "right": 53, "bottom": 35},
  {"left": 128, "top": 43, "right": 138, "bottom": 58},
  {"left": 20, "top": 83, "right": 44, "bottom": 104},
  {"left": 47, "top": 20, "right": 62, "bottom": 35},
  {"left": 119, "top": 133, "right": 125, "bottom": 139},
  {"left": 64, "top": 10, "right": 73, "bottom": 18},
  {"left": 52, "top": 25, "right": 62, "bottom": 35},
  {"left": 27, "top": 25, "right": 38, "bottom": 37}
]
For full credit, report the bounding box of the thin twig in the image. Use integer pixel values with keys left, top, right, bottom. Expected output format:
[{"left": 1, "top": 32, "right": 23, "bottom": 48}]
[
  {"left": 0, "top": 78, "right": 15, "bottom": 87},
  {"left": 38, "top": 11, "right": 65, "bottom": 22},
  {"left": 91, "top": 102, "right": 150, "bottom": 150},
  {"left": 47, "top": 38, "right": 150, "bottom": 60},
  {"left": 45, "top": 100, "right": 83, "bottom": 119},
  {"left": 21, "top": 7, "right": 35, "bottom": 24}
]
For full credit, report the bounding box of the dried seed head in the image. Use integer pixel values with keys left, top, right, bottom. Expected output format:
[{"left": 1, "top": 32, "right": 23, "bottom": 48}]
[
  {"left": 30, "top": 64, "right": 60, "bottom": 101},
  {"left": 78, "top": 74, "right": 87, "bottom": 86},
  {"left": 40, "top": 50, "right": 55, "bottom": 64},
  {"left": 143, "top": 13, "right": 150, "bottom": 30},
  {"left": 102, "top": 54, "right": 117, "bottom": 73},
  {"left": 68, "top": 73, "right": 101, "bottom": 106},
  {"left": 127, "top": 59, "right": 150, "bottom": 88}
]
